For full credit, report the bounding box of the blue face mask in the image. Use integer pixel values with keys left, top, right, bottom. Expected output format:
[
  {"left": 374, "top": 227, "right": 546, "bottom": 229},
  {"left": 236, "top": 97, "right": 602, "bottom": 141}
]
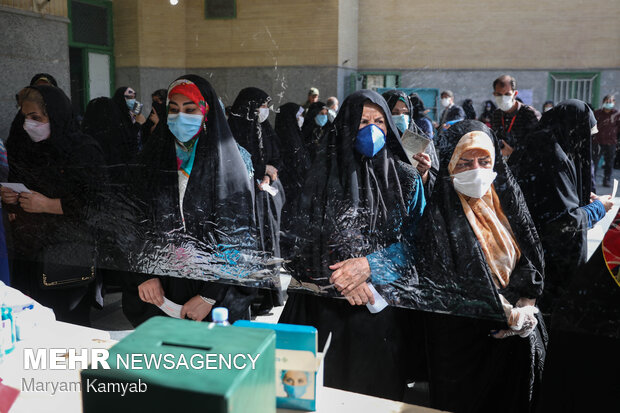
[
  {"left": 167, "top": 112, "right": 204, "bottom": 143},
  {"left": 283, "top": 383, "right": 308, "bottom": 398},
  {"left": 391, "top": 114, "right": 410, "bottom": 134},
  {"left": 125, "top": 98, "right": 136, "bottom": 110},
  {"left": 602, "top": 102, "right": 615, "bottom": 110},
  {"left": 355, "top": 124, "right": 386, "bottom": 158},
  {"left": 315, "top": 113, "right": 328, "bottom": 127}
]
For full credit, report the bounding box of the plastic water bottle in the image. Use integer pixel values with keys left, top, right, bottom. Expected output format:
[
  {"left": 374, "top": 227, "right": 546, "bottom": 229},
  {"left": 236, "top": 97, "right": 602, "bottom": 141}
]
[{"left": 212, "top": 307, "right": 230, "bottom": 326}]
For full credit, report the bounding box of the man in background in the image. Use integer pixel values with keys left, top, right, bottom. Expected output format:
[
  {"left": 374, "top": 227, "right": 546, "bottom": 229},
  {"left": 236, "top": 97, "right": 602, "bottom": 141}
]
[
  {"left": 438, "top": 90, "right": 465, "bottom": 130},
  {"left": 490, "top": 75, "right": 540, "bottom": 158},
  {"left": 326, "top": 96, "right": 339, "bottom": 122},
  {"left": 302, "top": 87, "right": 319, "bottom": 114},
  {"left": 593, "top": 95, "right": 620, "bottom": 187}
]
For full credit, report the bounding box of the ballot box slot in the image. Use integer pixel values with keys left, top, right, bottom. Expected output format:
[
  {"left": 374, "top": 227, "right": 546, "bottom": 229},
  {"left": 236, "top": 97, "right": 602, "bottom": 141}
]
[{"left": 160, "top": 341, "right": 213, "bottom": 351}]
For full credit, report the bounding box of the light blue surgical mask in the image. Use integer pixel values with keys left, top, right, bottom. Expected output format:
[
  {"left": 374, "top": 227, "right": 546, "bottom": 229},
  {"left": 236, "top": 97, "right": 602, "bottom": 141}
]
[
  {"left": 167, "top": 112, "right": 203, "bottom": 143},
  {"left": 355, "top": 124, "right": 386, "bottom": 158},
  {"left": 602, "top": 102, "right": 615, "bottom": 110},
  {"left": 391, "top": 114, "right": 410, "bottom": 134},
  {"left": 283, "top": 383, "right": 308, "bottom": 398},
  {"left": 125, "top": 98, "right": 136, "bottom": 110},
  {"left": 315, "top": 113, "right": 328, "bottom": 127}
]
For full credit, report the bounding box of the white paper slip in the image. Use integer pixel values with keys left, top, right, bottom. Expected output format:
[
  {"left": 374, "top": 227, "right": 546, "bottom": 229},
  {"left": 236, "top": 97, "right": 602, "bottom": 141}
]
[
  {"left": 259, "top": 182, "right": 279, "bottom": 197},
  {"left": 612, "top": 179, "right": 618, "bottom": 200},
  {"left": 0, "top": 182, "right": 31, "bottom": 193},
  {"left": 400, "top": 129, "right": 431, "bottom": 167},
  {"left": 366, "top": 283, "right": 389, "bottom": 314},
  {"left": 158, "top": 296, "right": 183, "bottom": 319}
]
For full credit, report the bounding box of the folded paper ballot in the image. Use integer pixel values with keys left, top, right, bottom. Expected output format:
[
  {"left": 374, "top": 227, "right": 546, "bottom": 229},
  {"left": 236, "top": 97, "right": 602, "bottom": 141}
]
[
  {"left": 259, "top": 182, "right": 279, "bottom": 197},
  {"left": 0, "top": 182, "right": 31, "bottom": 193},
  {"left": 400, "top": 129, "right": 431, "bottom": 168},
  {"left": 158, "top": 296, "right": 183, "bottom": 318},
  {"left": 366, "top": 283, "right": 388, "bottom": 314}
]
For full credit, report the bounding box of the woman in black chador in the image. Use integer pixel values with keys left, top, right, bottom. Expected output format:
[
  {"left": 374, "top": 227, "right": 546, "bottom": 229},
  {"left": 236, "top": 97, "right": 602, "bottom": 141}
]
[
  {"left": 227, "top": 87, "right": 284, "bottom": 257},
  {"left": 274, "top": 102, "right": 310, "bottom": 207},
  {"left": 1, "top": 85, "right": 105, "bottom": 326},
  {"left": 414, "top": 120, "right": 546, "bottom": 413},
  {"left": 122, "top": 75, "right": 257, "bottom": 325},
  {"left": 274, "top": 102, "right": 311, "bottom": 260},
  {"left": 301, "top": 101, "right": 330, "bottom": 162},
  {"left": 111, "top": 86, "right": 144, "bottom": 162},
  {"left": 382, "top": 89, "right": 439, "bottom": 194},
  {"left": 280, "top": 90, "right": 426, "bottom": 401},
  {"left": 509, "top": 99, "right": 612, "bottom": 314}
]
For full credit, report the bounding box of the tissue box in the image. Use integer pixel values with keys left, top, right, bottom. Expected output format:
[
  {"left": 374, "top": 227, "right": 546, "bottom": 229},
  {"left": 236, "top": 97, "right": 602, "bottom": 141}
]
[
  {"left": 81, "top": 316, "right": 276, "bottom": 413},
  {"left": 234, "top": 321, "right": 328, "bottom": 411}
]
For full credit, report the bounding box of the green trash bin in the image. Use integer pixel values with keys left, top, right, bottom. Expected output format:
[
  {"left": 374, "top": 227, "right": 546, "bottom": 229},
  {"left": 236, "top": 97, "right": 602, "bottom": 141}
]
[{"left": 81, "top": 316, "right": 276, "bottom": 413}]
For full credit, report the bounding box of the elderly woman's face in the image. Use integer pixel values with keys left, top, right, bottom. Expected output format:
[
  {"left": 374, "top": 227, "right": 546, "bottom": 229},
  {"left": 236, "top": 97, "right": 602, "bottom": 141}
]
[
  {"left": 452, "top": 148, "right": 492, "bottom": 174},
  {"left": 359, "top": 102, "right": 387, "bottom": 134}
]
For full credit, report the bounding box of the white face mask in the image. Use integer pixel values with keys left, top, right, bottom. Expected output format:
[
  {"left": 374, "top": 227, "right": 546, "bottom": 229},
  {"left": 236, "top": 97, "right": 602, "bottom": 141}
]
[
  {"left": 495, "top": 94, "right": 515, "bottom": 112},
  {"left": 327, "top": 108, "right": 337, "bottom": 123},
  {"left": 452, "top": 168, "right": 497, "bottom": 198},
  {"left": 23, "top": 119, "right": 51, "bottom": 142},
  {"left": 441, "top": 98, "right": 451, "bottom": 108},
  {"left": 297, "top": 115, "right": 304, "bottom": 129},
  {"left": 257, "top": 107, "right": 270, "bottom": 123}
]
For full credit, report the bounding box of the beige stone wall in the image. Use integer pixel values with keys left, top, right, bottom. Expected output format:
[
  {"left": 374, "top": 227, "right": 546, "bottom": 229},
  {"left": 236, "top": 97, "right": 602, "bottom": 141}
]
[
  {"left": 112, "top": 0, "right": 619, "bottom": 70},
  {"left": 338, "top": 0, "right": 358, "bottom": 70},
  {"left": 183, "top": 0, "right": 338, "bottom": 67},
  {"left": 112, "top": 0, "right": 140, "bottom": 67},
  {"left": 137, "top": 0, "right": 187, "bottom": 67},
  {"left": 114, "top": 0, "right": 339, "bottom": 69},
  {"left": 357, "top": 0, "right": 620, "bottom": 70},
  {"left": 0, "top": 0, "right": 67, "bottom": 17}
]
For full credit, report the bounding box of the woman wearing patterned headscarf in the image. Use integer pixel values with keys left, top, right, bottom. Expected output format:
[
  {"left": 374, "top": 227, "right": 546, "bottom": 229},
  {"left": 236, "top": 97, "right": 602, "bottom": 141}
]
[{"left": 414, "top": 120, "right": 546, "bottom": 412}]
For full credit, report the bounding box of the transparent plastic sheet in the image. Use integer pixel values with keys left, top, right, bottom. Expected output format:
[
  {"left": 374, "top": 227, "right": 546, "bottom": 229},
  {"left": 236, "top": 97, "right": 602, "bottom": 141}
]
[
  {"left": 4, "top": 164, "right": 283, "bottom": 290},
  {"left": 3, "top": 87, "right": 615, "bottom": 335},
  {"left": 280, "top": 94, "right": 514, "bottom": 323}
]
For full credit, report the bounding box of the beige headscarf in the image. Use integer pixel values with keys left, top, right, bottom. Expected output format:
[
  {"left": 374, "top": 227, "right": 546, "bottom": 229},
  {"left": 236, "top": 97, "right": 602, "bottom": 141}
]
[{"left": 449, "top": 131, "right": 521, "bottom": 289}]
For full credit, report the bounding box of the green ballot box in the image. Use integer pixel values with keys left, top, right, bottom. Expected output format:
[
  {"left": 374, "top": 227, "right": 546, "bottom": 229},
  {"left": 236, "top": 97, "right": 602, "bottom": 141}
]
[{"left": 81, "top": 316, "right": 276, "bottom": 413}]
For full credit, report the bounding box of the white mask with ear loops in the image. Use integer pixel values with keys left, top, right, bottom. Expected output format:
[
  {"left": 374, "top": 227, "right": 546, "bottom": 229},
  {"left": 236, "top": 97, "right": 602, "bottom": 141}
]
[
  {"left": 23, "top": 119, "right": 51, "bottom": 142},
  {"left": 258, "top": 107, "right": 270, "bottom": 123},
  {"left": 452, "top": 168, "right": 497, "bottom": 198}
]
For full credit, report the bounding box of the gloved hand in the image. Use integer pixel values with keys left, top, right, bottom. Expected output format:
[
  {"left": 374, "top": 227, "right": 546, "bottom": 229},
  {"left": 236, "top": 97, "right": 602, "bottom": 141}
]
[{"left": 492, "top": 305, "right": 539, "bottom": 339}]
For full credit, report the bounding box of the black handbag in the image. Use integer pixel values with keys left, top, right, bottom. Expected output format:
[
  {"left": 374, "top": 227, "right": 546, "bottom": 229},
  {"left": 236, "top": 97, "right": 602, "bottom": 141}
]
[{"left": 39, "top": 242, "right": 97, "bottom": 289}]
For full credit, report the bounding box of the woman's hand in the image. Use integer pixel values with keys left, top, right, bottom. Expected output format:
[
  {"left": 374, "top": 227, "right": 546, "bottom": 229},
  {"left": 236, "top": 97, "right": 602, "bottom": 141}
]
[
  {"left": 148, "top": 109, "right": 159, "bottom": 125},
  {"left": 492, "top": 298, "right": 538, "bottom": 339},
  {"left": 591, "top": 194, "right": 614, "bottom": 212},
  {"left": 258, "top": 175, "right": 270, "bottom": 190},
  {"left": 19, "top": 191, "right": 61, "bottom": 214},
  {"left": 0, "top": 187, "right": 19, "bottom": 205},
  {"left": 344, "top": 283, "right": 375, "bottom": 306},
  {"left": 181, "top": 295, "right": 213, "bottom": 321},
  {"left": 412, "top": 152, "right": 431, "bottom": 184},
  {"left": 265, "top": 164, "right": 278, "bottom": 182},
  {"left": 329, "top": 257, "right": 371, "bottom": 295},
  {"left": 138, "top": 278, "right": 165, "bottom": 307},
  {"left": 135, "top": 113, "right": 147, "bottom": 125}
]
